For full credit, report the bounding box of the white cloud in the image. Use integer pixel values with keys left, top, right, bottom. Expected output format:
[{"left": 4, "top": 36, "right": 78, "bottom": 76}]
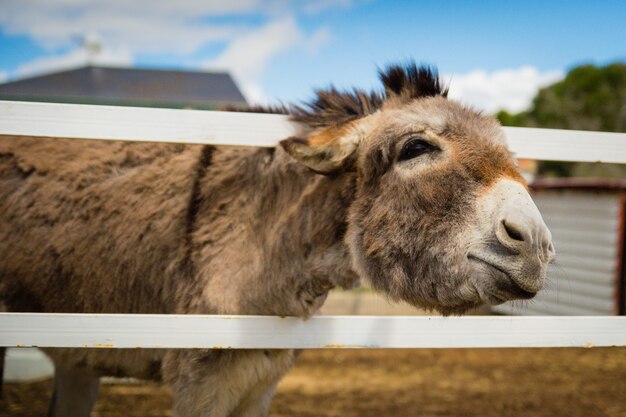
[
  {"left": 204, "top": 17, "right": 302, "bottom": 104},
  {"left": 0, "top": 71, "right": 7, "bottom": 84},
  {"left": 0, "top": 0, "right": 345, "bottom": 53},
  {"left": 0, "top": 0, "right": 245, "bottom": 54},
  {"left": 301, "top": 0, "right": 352, "bottom": 13},
  {"left": 304, "top": 27, "right": 332, "bottom": 54},
  {"left": 208, "top": 18, "right": 301, "bottom": 80},
  {"left": 447, "top": 66, "right": 564, "bottom": 114}
]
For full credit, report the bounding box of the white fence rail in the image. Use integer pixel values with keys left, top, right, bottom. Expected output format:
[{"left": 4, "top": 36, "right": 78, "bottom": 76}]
[
  {"left": 2, "top": 314, "right": 626, "bottom": 349},
  {"left": 1, "top": 100, "right": 625, "bottom": 351},
  {"left": 2, "top": 100, "right": 626, "bottom": 163}
]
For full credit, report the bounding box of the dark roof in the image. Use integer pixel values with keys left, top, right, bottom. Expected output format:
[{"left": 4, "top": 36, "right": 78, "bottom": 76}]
[
  {"left": 531, "top": 178, "right": 626, "bottom": 193},
  {"left": 0, "top": 66, "right": 247, "bottom": 109}
]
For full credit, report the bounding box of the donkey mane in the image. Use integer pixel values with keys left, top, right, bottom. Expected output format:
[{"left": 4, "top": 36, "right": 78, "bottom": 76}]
[
  {"left": 291, "top": 63, "right": 448, "bottom": 128},
  {"left": 224, "top": 62, "right": 448, "bottom": 128}
]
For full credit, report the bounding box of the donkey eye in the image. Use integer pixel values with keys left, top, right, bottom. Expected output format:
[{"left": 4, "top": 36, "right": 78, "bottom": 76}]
[{"left": 398, "top": 138, "right": 439, "bottom": 162}]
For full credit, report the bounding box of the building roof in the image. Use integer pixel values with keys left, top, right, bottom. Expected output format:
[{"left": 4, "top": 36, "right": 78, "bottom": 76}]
[
  {"left": 0, "top": 66, "right": 247, "bottom": 109},
  {"left": 531, "top": 178, "right": 626, "bottom": 193}
]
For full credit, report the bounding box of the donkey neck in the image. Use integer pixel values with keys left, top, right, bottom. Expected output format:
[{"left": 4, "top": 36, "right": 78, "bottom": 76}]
[
  {"left": 260, "top": 146, "right": 360, "bottom": 314},
  {"left": 191, "top": 145, "right": 359, "bottom": 316}
]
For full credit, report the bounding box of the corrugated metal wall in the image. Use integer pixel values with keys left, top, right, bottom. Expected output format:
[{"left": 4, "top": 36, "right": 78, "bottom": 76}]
[{"left": 494, "top": 191, "right": 621, "bottom": 316}]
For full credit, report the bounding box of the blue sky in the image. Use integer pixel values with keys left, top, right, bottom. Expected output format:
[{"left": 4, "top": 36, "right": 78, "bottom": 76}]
[{"left": 0, "top": 0, "right": 624, "bottom": 113}]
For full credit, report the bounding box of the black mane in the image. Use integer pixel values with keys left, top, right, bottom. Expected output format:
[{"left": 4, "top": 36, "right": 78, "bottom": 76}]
[
  {"left": 379, "top": 63, "right": 448, "bottom": 101},
  {"left": 293, "top": 62, "right": 448, "bottom": 128}
]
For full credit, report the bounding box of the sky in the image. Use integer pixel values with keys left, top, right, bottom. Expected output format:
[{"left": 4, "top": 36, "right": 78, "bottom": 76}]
[{"left": 0, "top": 0, "right": 625, "bottom": 114}]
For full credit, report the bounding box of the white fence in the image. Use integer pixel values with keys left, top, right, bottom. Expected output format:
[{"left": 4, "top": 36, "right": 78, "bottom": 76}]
[{"left": 1, "top": 100, "right": 626, "bottom": 350}]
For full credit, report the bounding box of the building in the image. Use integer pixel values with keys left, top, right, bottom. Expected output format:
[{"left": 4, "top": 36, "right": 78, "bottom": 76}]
[{"left": 0, "top": 66, "right": 247, "bottom": 109}]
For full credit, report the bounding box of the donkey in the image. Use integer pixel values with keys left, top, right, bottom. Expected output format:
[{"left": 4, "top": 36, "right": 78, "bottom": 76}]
[{"left": 0, "top": 63, "right": 554, "bottom": 417}]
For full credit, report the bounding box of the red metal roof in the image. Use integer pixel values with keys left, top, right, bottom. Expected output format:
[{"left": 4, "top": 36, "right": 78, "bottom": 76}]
[{"left": 531, "top": 178, "right": 626, "bottom": 192}]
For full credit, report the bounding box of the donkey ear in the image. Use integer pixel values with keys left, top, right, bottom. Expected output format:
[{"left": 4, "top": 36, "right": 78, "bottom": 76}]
[{"left": 280, "top": 132, "right": 360, "bottom": 175}]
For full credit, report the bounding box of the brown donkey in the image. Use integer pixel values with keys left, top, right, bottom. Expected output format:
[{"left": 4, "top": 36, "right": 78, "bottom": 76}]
[{"left": 0, "top": 63, "right": 554, "bottom": 417}]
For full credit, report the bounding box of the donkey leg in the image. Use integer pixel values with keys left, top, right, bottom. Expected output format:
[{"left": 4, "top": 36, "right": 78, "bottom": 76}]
[
  {"left": 229, "top": 383, "right": 276, "bottom": 417},
  {"left": 164, "top": 349, "right": 296, "bottom": 417},
  {"left": 47, "top": 366, "right": 100, "bottom": 417},
  {"left": 230, "top": 349, "right": 297, "bottom": 417}
]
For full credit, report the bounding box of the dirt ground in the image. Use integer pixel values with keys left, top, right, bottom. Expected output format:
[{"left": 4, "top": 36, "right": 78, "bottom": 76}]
[{"left": 2, "top": 347, "right": 626, "bottom": 417}]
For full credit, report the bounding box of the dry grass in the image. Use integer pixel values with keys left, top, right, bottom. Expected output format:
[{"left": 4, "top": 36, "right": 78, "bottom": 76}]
[{"left": 2, "top": 347, "right": 626, "bottom": 417}]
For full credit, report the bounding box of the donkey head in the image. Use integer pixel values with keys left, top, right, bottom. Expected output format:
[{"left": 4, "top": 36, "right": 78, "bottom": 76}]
[{"left": 281, "top": 63, "right": 554, "bottom": 314}]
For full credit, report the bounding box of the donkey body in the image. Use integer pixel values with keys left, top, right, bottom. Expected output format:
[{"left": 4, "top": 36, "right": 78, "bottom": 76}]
[{"left": 0, "top": 64, "right": 554, "bottom": 417}]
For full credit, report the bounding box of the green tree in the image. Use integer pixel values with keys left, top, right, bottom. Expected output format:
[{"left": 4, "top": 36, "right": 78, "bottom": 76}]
[{"left": 497, "top": 62, "right": 626, "bottom": 177}]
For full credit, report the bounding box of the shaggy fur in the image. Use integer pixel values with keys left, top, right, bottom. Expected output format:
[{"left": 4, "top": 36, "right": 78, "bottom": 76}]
[{"left": 0, "top": 61, "right": 551, "bottom": 417}]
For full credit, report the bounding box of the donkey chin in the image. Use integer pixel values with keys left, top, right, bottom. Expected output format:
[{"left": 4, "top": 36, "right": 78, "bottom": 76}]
[
  {"left": 467, "top": 255, "right": 548, "bottom": 306},
  {"left": 466, "top": 178, "right": 555, "bottom": 307}
]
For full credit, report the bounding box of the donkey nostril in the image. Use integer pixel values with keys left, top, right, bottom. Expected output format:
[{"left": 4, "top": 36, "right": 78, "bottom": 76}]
[{"left": 502, "top": 220, "right": 525, "bottom": 242}]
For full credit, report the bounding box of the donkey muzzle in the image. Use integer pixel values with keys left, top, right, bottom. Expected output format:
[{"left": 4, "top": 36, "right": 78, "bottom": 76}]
[{"left": 468, "top": 178, "right": 554, "bottom": 302}]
